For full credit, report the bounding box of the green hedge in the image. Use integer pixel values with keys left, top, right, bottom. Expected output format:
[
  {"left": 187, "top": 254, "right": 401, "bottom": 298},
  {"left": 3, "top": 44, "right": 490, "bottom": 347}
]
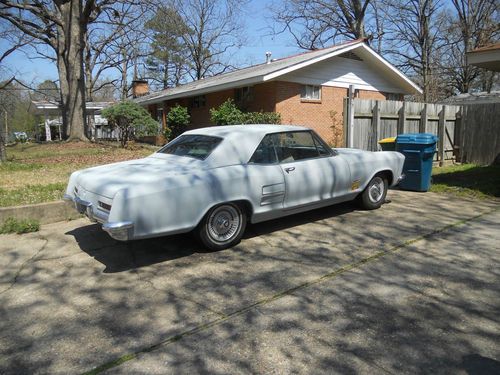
[{"left": 210, "top": 99, "right": 281, "bottom": 125}]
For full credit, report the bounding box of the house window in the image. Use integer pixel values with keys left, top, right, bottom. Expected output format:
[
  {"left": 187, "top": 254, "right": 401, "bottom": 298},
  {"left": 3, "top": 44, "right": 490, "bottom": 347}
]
[
  {"left": 235, "top": 86, "right": 253, "bottom": 106},
  {"left": 300, "top": 85, "right": 321, "bottom": 101},
  {"left": 190, "top": 95, "right": 206, "bottom": 108},
  {"left": 386, "top": 93, "right": 401, "bottom": 101},
  {"left": 156, "top": 108, "right": 164, "bottom": 131}
]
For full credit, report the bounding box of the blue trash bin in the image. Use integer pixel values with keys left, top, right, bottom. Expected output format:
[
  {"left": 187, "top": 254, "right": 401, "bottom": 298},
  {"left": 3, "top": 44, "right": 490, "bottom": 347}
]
[{"left": 396, "top": 133, "right": 438, "bottom": 192}]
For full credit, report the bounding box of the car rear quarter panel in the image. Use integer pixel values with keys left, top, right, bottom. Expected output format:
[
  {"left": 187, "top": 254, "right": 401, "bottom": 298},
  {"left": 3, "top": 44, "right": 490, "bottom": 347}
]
[
  {"left": 340, "top": 151, "right": 404, "bottom": 193},
  {"left": 109, "top": 164, "right": 285, "bottom": 239}
]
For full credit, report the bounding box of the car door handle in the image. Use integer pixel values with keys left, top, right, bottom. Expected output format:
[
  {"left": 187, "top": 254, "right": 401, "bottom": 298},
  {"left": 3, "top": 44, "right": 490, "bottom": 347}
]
[{"left": 284, "top": 167, "right": 295, "bottom": 173}]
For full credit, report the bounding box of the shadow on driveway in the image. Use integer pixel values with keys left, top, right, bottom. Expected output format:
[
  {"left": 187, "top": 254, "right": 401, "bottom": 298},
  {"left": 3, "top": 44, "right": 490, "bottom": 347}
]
[{"left": 65, "top": 201, "right": 357, "bottom": 273}]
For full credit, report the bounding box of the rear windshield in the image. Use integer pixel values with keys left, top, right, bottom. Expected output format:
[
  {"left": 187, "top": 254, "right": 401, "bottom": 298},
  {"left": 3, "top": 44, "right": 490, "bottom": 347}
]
[{"left": 157, "top": 134, "right": 222, "bottom": 160}]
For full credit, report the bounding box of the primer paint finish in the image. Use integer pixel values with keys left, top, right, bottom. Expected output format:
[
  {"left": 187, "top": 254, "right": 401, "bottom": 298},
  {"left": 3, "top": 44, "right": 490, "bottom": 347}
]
[{"left": 65, "top": 125, "right": 405, "bottom": 240}]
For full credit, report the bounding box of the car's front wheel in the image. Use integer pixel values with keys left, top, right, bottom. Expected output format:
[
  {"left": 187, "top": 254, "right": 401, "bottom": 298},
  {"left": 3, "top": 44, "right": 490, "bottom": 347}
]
[
  {"left": 197, "top": 202, "right": 247, "bottom": 250},
  {"left": 359, "top": 175, "right": 388, "bottom": 210}
]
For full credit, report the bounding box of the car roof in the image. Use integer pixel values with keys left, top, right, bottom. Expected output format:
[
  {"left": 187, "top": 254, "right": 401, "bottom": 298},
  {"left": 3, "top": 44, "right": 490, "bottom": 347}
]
[
  {"left": 183, "top": 124, "right": 308, "bottom": 137},
  {"left": 182, "top": 124, "right": 313, "bottom": 167}
]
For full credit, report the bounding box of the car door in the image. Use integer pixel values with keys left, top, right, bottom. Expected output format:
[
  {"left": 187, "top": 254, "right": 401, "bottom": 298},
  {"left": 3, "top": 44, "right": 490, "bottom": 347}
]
[{"left": 274, "top": 131, "right": 351, "bottom": 209}]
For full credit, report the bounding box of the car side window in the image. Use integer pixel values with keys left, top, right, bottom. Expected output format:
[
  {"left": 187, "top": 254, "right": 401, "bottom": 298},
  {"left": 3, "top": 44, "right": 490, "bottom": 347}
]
[
  {"left": 275, "top": 131, "right": 320, "bottom": 162},
  {"left": 249, "top": 134, "right": 278, "bottom": 164},
  {"left": 312, "top": 133, "right": 331, "bottom": 156}
]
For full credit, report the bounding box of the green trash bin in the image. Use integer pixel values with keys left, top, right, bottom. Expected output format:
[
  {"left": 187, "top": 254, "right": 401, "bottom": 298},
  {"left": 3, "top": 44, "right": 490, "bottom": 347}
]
[
  {"left": 396, "top": 133, "right": 438, "bottom": 192},
  {"left": 378, "top": 137, "right": 397, "bottom": 151}
]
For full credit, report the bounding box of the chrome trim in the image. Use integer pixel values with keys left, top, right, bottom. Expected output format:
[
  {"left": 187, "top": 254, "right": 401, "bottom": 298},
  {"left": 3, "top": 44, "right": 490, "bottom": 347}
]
[
  {"left": 66, "top": 194, "right": 133, "bottom": 240},
  {"left": 397, "top": 174, "right": 406, "bottom": 184},
  {"left": 102, "top": 221, "right": 134, "bottom": 241}
]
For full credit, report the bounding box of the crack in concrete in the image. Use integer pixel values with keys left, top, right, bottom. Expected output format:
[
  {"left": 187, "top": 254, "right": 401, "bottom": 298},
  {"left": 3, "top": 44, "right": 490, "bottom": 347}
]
[
  {"left": 0, "top": 235, "right": 49, "bottom": 295},
  {"left": 172, "top": 292, "right": 228, "bottom": 319},
  {"left": 82, "top": 208, "right": 499, "bottom": 375},
  {"left": 34, "top": 252, "right": 82, "bottom": 262}
]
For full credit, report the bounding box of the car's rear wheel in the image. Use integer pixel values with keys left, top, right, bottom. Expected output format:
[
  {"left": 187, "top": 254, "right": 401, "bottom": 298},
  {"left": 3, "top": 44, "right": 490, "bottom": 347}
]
[
  {"left": 197, "top": 202, "right": 247, "bottom": 250},
  {"left": 359, "top": 175, "right": 388, "bottom": 210}
]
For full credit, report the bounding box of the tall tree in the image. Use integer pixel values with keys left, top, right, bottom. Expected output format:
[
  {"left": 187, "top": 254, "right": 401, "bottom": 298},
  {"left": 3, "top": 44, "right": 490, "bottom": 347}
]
[
  {"left": 169, "top": 0, "right": 246, "bottom": 80},
  {"left": 382, "top": 0, "right": 445, "bottom": 101},
  {"left": 441, "top": 0, "right": 499, "bottom": 93},
  {"left": 84, "top": 1, "right": 148, "bottom": 101},
  {"left": 272, "top": 0, "right": 373, "bottom": 50},
  {"left": 0, "top": 0, "right": 114, "bottom": 141},
  {"left": 144, "top": 5, "right": 190, "bottom": 89},
  {"left": 32, "top": 80, "right": 60, "bottom": 101}
]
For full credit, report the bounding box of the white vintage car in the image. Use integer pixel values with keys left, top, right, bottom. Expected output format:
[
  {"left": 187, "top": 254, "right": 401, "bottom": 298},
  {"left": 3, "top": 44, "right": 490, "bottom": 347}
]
[{"left": 65, "top": 125, "right": 405, "bottom": 250}]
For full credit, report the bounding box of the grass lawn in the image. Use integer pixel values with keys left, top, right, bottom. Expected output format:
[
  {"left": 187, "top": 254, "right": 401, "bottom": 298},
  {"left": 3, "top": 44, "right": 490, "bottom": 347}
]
[
  {"left": 0, "top": 141, "right": 157, "bottom": 207},
  {"left": 2, "top": 142, "right": 498, "bottom": 207},
  {"left": 431, "top": 163, "right": 500, "bottom": 199}
]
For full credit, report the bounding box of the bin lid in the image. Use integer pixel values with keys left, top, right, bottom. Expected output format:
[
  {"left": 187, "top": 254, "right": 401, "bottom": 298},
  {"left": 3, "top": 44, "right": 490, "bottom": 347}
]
[
  {"left": 396, "top": 133, "right": 438, "bottom": 144},
  {"left": 378, "top": 137, "right": 396, "bottom": 144}
]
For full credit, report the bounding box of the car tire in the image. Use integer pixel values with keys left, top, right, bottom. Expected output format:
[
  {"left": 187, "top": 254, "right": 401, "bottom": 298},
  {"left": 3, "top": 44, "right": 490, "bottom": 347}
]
[
  {"left": 359, "top": 175, "right": 388, "bottom": 210},
  {"left": 197, "top": 202, "right": 247, "bottom": 251}
]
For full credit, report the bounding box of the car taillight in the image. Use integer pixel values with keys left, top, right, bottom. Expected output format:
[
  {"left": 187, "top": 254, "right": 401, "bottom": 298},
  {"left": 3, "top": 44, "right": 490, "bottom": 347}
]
[{"left": 98, "top": 201, "right": 112, "bottom": 211}]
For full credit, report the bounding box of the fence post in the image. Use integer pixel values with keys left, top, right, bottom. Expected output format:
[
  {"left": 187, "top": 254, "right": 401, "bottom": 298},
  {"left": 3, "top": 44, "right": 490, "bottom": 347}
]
[
  {"left": 397, "top": 101, "right": 406, "bottom": 134},
  {"left": 454, "top": 107, "right": 462, "bottom": 162},
  {"left": 343, "top": 97, "right": 348, "bottom": 147},
  {"left": 371, "top": 100, "right": 380, "bottom": 151},
  {"left": 347, "top": 85, "right": 355, "bottom": 147},
  {"left": 438, "top": 105, "right": 445, "bottom": 166},
  {"left": 420, "top": 103, "right": 428, "bottom": 133}
]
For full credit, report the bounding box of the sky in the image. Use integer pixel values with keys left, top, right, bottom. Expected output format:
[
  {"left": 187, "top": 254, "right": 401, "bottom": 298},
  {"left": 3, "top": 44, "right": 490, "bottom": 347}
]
[{"left": 0, "top": 0, "right": 302, "bottom": 85}]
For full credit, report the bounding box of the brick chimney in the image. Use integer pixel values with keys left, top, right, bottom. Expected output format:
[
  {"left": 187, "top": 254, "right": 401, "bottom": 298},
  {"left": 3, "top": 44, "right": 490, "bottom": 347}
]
[{"left": 131, "top": 80, "right": 149, "bottom": 98}]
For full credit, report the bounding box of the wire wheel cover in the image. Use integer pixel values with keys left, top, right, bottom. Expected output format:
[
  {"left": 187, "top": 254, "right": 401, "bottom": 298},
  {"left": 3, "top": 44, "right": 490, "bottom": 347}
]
[
  {"left": 207, "top": 205, "right": 241, "bottom": 243},
  {"left": 368, "top": 177, "right": 385, "bottom": 203}
]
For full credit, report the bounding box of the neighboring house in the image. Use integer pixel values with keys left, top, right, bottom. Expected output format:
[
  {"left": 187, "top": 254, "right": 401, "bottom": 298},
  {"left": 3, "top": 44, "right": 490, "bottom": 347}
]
[
  {"left": 30, "top": 101, "right": 115, "bottom": 140},
  {"left": 135, "top": 39, "right": 421, "bottom": 145},
  {"left": 467, "top": 42, "right": 500, "bottom": 72},
  {"left": 440, "top": 90, "right": 500, "bottom": 105}
]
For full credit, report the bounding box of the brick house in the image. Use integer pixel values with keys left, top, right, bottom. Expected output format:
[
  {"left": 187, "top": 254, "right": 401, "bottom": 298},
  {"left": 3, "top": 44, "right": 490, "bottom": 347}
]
[{"left": 135, "top": 39, "right": 421, "bottom": 145}]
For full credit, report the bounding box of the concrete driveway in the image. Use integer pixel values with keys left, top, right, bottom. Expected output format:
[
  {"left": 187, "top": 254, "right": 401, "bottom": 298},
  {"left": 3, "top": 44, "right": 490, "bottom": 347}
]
[{"left": 1, "top": 190, "right": 499, "bottom": 374}]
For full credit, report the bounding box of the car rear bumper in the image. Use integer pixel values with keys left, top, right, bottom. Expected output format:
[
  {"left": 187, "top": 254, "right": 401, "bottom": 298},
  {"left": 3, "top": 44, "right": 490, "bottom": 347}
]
[
  {"left": 64, "top": 194, "right": 133, "bottom": 241},
  {"left": 396, "top": 173, "right": 405, "bottom": 185}
]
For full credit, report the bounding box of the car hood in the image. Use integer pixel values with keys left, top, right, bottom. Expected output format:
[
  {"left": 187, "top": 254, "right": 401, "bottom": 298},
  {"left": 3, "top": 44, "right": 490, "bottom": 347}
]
[{"left": 75, "top": 154, "right": 204, "bottom": 198}]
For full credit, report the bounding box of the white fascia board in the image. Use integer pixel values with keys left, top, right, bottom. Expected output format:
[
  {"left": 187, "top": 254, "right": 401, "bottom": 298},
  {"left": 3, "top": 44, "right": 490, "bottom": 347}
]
[
  {"left": 137, "top": 76, "right": 266, "bottom": 106},
  {"left": 263, "top": 43, "right": 362, "bottom": 81},
  {"left": 264, "top": 43, "right": 422, "bottom": 95}
]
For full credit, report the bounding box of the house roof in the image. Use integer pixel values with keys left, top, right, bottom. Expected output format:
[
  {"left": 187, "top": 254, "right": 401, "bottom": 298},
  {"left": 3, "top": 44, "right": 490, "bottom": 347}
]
[
  {"left": 136, "top": 40, "right": 422, "bottom": 105},
  {"left": 467, "top": 43, "right": 500, "bottom": 72}
]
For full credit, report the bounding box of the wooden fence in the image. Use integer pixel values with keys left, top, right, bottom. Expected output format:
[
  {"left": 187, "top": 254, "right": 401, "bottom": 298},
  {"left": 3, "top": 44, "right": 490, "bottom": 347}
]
[
  {"left": 458, "top": 103, "right": 500, "bottom": 165},
  {"left": 343, "top": 98, "right": 500, "bottom": 165},
  {"left": 344, "top": 99, "right": 461, "bottom": 164}
]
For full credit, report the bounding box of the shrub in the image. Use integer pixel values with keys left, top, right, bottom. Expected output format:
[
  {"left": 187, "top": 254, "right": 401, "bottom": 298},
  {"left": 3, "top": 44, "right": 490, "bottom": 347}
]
[
  {"left": 210, "top": 99, "right": 243, "bottom": 125},
  {"left": 210, "top": 99, "right": 281, "bottom": 125},
  {"left": 0, "top": 217, "right": 40, "bottom": 234},
  {"left": 166, "top": 105, "right": 190, "bottom": 140},
  {"left": 102, "top": 101, "right": 159, "bottom": 148},
  {"left": 240, "top": 111, "right": 281, "bottom": 124}
]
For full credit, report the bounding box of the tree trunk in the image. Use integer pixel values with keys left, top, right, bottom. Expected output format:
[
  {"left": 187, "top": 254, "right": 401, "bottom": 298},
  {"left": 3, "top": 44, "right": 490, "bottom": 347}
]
[
  {"left": 56, "top": 0, "right": 88, "bottom": 141},
  {"left": 0, "top": 118, "right": 6, "bottom": 162},
  {"left": 121, "top": 48, "right": 128, "bottom": 100}
]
